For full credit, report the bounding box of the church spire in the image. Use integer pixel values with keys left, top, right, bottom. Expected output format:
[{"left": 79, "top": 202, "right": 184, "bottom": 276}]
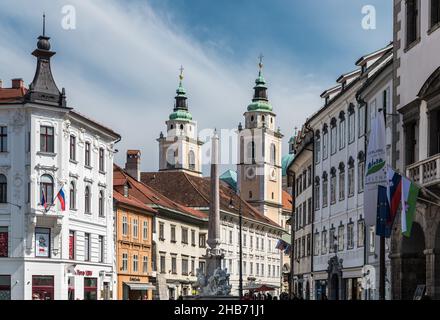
[
  {"left": 247, "top": 54, "right": 272, "bottom": 112},
  {"left": 169, "top": 66, "right": 192, "bottom": 121},
  {"left": 26, "top": 14, "right": 66, "bottom": 108}
]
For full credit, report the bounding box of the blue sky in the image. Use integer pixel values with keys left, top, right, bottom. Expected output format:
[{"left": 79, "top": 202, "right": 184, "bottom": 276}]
[{"left": 0, "top": 0, "right": 392, "bottom": 173}]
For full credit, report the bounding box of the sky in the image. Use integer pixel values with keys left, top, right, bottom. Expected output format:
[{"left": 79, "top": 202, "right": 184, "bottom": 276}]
[{"left": 0, "top": 0, "right": 392, "bottom": 174}]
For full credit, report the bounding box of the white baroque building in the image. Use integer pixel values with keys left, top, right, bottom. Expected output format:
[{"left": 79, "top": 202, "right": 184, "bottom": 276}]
[{"left": 0, "top": 31, "right": 120, "bottom": 300}]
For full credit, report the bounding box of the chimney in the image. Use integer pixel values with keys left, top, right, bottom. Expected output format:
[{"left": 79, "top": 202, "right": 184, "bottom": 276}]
[
  {"left": 125, "top": 150, "right": 141, "bottom": 181},
  {"left": 11, "top": 78, "right": 24, "bottom": 89}
]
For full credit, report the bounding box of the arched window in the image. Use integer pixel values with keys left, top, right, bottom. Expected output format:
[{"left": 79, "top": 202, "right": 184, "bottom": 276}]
[
  {"left": 40, "top": 174, "right": 54, "bottom": 206},
  {"left": 249, "top": 191, "right": 253, "bottom": 199},
  {"left": 188, "top": 150, "right": 196, "bottom": 171},
  {"left": 247, "top": 141, "right": 255, "bottom": 163},
  {"left": 85, "top": 186, "right": 91, "bottom": 214},
  {"left": 0, "top": 174, "right": 6, "bottom": 203},
  {"left": 166, "top": 147, "right": 178, "bottom": 169},
  {"left": 69, "top": 181, "right": 76, "bottom": 210},
  {"left": 180, "top": 124, "right": 184, "bottom": 130},
  {"left": 270, "top": 144, "right": 276, "bottom": 164},
  {"left": 98, "top": 190, "right": 105, "bottom": 217}
]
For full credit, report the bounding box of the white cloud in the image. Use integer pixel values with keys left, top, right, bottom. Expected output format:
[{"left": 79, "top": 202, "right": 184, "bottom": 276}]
[{"left": 0, "top": 0, "right": 325, "bottom": 173}]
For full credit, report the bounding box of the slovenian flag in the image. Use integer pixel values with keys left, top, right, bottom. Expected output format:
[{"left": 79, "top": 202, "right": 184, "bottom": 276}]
[
  {"left": 57, "top": 187, "right": 66, "bottom": 211},
  {"left": 401, "top": 176, "right": 420, "bottom": 237},
  {"left": 41, "top": 189, "right": 47, "bottom": 210},
  {"left": 387, "top": 166, "right": 402, "bottom": 228}
]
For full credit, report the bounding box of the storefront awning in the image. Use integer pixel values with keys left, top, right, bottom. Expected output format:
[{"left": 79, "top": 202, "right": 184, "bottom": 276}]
[{"left": 124, "top": 282, "right": 155, "bottom": 291}]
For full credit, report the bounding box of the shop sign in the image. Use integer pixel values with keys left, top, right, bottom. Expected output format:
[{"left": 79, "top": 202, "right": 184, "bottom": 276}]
[
  {"left": 75, "top": 270, "right": 93, "bottom": 276},
  {"left": 129, "top": 277, "right": 141, "bottom": 282}
]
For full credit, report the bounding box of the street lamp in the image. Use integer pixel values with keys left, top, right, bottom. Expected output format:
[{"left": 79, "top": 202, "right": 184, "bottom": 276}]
[{"left": 229, "top": 195, "right": 243, "bottom": 300}]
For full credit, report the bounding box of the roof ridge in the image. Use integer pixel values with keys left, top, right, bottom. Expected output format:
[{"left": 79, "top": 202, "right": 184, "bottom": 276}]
[{"left": 183, "top": 172, "right": 211, "bottom": 206}]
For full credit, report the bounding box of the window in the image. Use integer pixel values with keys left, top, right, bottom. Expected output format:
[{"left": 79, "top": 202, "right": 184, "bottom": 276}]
[
  {"left": 314, "top": 177, "right": 320, "bottom": 210},
  {"left": 40, "top": 126, "right": 54, "bottom": 153},
  {"left": 256, "top": 263, "right": 260, "bottom": 276},
  {"left": 323, "top": 124, "right": 328, "bottom": 159},
  {"left": 308, "top": 198, "right": 313, "bottom": 223},
  {"left": 348, "top": 105, "right": 355, "bottom": 144},
  {"left": 84, "top": 233, "right": 90, "bottom": 261},
  {"left": 191, "top": 258, "right": 195, "bottom": 275},
  {"left": 85, "top": 142, "right": 91, "bottom": 167},
  {"left": 330, "top": 169, "right": 336, "bottom": 204},
  {"left": 0, "top": 175, "right": 6, "bottom": 204},
  {"left": 182, "top": 257, "right": 189, "bottom": 275},
  {"left": 0, "top": 226, "right": 8, "bottom": 258},
  {"left": 143, "top": 221, "right": 149, "bottom": 240},
  {"left": 307, "top": 234, "right": 311, "bottom": 256},
  {"left": 406, "top": 0, "right": 419, "bottom": 47},
  {"left": 322, "top": 172, "right": 328, "bottom": 208},
  {"left": 98, "top": 190, "right": 105, "bottom": 217},
  {"left": 367, "top": 100, "right": 376, "bottom": 134},
  {"left": 314, "top": 232, "right": 320, "bottom": 256},
  {"left": 270, "top": 144, "right": 276, "bottom": 164},
  {"left": 339, "top": 112, "right": 346, "bottom": 149},
  {"left": 133, "top": 219, "right": 138, "bottom": 238},
  {"left": 69, "top": 182, "right": 76, "bottom": 210},
  {"left": 69, "top": 230, "right": 75, "bottom": 260},
  {"left": 301, "top": 237, "right": 305, "bottom": 257},
  {"left": 199, "top": 233, "right": 206, "bottom": 247},
  {"left": 182, "top": 228, "right": 188, "bottom": 244},
  {"left": 143, "top": 256, "right": 149, "bottom": 274},
  {"left": 358, "top": 152, "right": 365, "bottom": 193},
  {"left": 122, "top": 253, "right": 128, "bottom": 271},
  {"left": 171, "top": 225, "right": 176, "bottom": 243},
  {"left": 198, "top": 261, "right": 206, "bottom": 274},
  {"left": 122, "top": 216, "right": 128, "bottom": 236},
  {"left": 348, "top": 158, "right": 355, "bottom": 197},
  {"left": 359, "top": 104, "right": 365, "bottom": 137},
  {"left": 358, "top": 219, "right": 365, "bottom": 247},
  {"left": 338, "top": 225, "right": 344, "bottom": 252},
  {"left": 250, "top": 235, "right": 253, "bottom": 249},
  {"left": 321, "top": 229, "right": 327, "bottom": 254},
  {"left": 84, "top": 186, "right": 91, "bottom": 214},
  {"left": 160, "top": 255, "right": 166, "bottom": 273},
  {"left": 98, "top": 235, "right": 104, "bottom": 263},
  {"left": 247, "top": 141, "right": 255, "bottom": 163},
  {"left": 133, "top": 255, "right": 139, "bottom": 272},
  {"left": 191, "top": 230, "right": 196, "bottom": 246},
  {"left": 99, "top": 148, "right": 105, "bottom": 172},
  {"left": 229, "top": 230, "right": 233, "bottom": 244},
  {"left": 70, "top": 135, "right": 76, "bottom": 161},
  {"left": 171, "top": 256, "right": 177, "bottom": 274},
  {"left": 84, "top": 278, "right": 97, "bottom": 300},
  {"left": 0, "top": 126, "right": 7, "bottom": 152},
  {"left": 432, "top": 0, "right": 440, "bottom": 28},
  {"left": 188, "top": 150, "right": 196, "bottom": 171},
  {"left": 315, "top": 131, "right": 321, "bottom": 163},
  {"left": 159, "top": 222, "right": 165, "bottom": 240},
  {"left": 329, "top": 227, "right": 336, "bottom": 253},
  {"left": 330, "top": 118, "right": 337, "bottom": 154},
  {"left": 40, "top": 175, "right": 54, "bottom": 206},
  {"left": 347, "top": 223, "right": 354, "bottom": 250},
  {"left": 369, "top": 226, "right": 375, "bottom": 253},
  {"left": 307, "top": 166, "right": 312, "bottom": 187},
  {"left": 339, "top": 164, "right": 345, "bottom": 201}
]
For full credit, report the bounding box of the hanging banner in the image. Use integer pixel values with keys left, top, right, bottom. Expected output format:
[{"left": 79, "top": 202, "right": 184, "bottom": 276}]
[
  {"left": 35, "top": 229, "right": 50, "bottom": 257},
  {"left": 364, "top": 109, "right": 387, "bottom": 227}
]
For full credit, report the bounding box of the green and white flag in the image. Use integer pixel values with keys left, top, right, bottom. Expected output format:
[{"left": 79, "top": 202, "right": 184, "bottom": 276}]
[
  {"left": 401, "top": 176, "right": 420, "bottom": 237},
  {"left": 364, "top": 109, "right": 387, "bottom": 227}
]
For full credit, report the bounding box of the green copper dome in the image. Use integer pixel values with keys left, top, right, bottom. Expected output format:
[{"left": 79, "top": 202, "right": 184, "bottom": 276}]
[
  {"left": 247, "top": 101, "right": 273, "bottom": 112},
  {"left": 169, "top": 109, "right": 192, "bottom": 121}
]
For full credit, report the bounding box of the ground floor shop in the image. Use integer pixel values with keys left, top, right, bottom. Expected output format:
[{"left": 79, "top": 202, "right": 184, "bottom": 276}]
[
  {"left": 118, "top": 274, "right": 154, "bottom": 300},
  {"left": 292, "top": 274, "right": 313, "bottom": 299},
  {"left": 0, "top": 259, "right": 115, "bottom": 300}
]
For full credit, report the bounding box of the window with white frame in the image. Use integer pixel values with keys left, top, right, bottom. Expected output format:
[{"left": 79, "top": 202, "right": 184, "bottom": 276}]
[
  {"left": 322, "top": 124, "right": 328, "bottom": 160},
  {"left": 359, "top": 104, "right": 365, "bottom": 137},
  {"left": 358, "top": 152, "right": 365, "bottom": 193},
  {"left": 122, "top": 253, "right": 128, "bottom": 271},
  {"left": 339, "top": 163, "right": 345, "bottom": 201},
  {"left": 339, "top": 111, "right": 346, "bottom": 149},
  {"left": 347, "top": 222, "right": 354, "bottom": 249},
  {"left": 338, "top": 225, "right": 344, "bottom": 252},
  {"left": 133, "top": 219, "right": 138, "bottom": 238},
  {"left": 322, "top": 172, "right": 328, "bottom": 208},
  {"left": 330, "top": 168, "right": 336, "bottom": 204},
  {"left": 358, "top": 219, "right": 365, "bottom": 247},
  {"left": 330, "top": 118, "right": 337, "bottom": 154},
  {"left": 348, "top": 104, "right": 355, "bottom": 144},
  {"left": 122, "top": 216, "right": 128, "bottom": 236},
  {"left": 321, "top": 229, "right": 327, "bottom": 254},
  {"left": 314, "top": 177, "right": 320, "bottom": 210},
  {"left": 348, "top": 157, "right": 355, "bottom": 197},
  {"left": 315, "top": 131, "right": 321, "bottom": 163},
  {"left": 369, "top": 226, "right": 375, "bottom": 253},
  {"left": 143, "top": 221, "right": 148, "bottom": 240},
  {"left": 314, "top": 232, "right": 320, "bottom": 256}
]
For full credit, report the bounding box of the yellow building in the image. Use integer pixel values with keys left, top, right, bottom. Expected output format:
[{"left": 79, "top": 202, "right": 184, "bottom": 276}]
[{"left": 114, "top": 161, "right": 157, "bottom": 300}]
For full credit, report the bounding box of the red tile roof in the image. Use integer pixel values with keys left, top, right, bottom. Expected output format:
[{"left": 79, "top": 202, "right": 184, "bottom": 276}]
[
  {"left": 114, "top": 165, "right": 207, "bottom": 220},
  {"left": 113, "top": 189, "right": 157, "bottom": 214},
  {"left": 282, "top": 191, "right": 293, "bottom": 212},
  {"left": 0, "top": 87, "right": 27, "bottom": 103},
  {"left": 141, "top": 171, "right": 281, "bottom": 228}
]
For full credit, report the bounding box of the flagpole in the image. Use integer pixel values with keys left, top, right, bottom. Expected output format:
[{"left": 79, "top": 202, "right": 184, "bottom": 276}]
[{"left": 380, "top": 109, "right": 386, "bottom": 301}]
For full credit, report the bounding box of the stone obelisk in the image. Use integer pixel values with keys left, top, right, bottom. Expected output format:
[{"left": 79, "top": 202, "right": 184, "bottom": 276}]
[{"left": 206, "top": 130, "right": 222, "bottom": 275}]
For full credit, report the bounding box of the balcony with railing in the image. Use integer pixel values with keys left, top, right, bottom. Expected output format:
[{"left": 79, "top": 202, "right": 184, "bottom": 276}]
[{"left": 407, "top": 153, "right": 440, "bottom": 188}]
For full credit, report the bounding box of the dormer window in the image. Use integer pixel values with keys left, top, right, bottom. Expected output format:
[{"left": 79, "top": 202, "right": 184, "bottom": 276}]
[
  {"left": 325, "top": 96, "right": 330, "bottom": 105},
  {"left": 123, "top": 184, "right": 129, "bottom": 197}
]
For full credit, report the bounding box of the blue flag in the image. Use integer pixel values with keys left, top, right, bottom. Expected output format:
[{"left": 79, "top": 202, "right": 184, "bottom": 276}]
[{"left": 376, "top": 185, "right": 391, "bottom": 237}]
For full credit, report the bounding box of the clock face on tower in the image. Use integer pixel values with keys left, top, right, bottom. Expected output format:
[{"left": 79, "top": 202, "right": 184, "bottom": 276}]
[
  {"left": 245, "top": 166, "right": 256, "bottom": 180},
  {"left": 269, "top": 168, "right": 277, "bottom": 181}
]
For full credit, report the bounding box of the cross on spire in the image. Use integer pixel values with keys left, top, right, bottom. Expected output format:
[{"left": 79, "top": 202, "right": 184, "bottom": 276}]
[
  {"left": 43, "top": 13, "right": 46, "bottom": 36},
  {"left": 258, "top": 53, "right": 264, "bottom": 71}
]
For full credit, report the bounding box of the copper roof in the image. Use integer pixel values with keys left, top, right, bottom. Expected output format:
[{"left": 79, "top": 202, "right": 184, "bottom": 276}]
[
  {"left": 114, "top": 165, "right": 207, "bottom": 220},
  {"left": 141, "top": 171, "right": 281, "bottom": 228}
]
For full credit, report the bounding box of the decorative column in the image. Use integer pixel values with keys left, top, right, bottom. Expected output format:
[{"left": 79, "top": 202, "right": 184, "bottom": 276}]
[{"left": 424, "top": 248, "right": 436, "bottom": 298}]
